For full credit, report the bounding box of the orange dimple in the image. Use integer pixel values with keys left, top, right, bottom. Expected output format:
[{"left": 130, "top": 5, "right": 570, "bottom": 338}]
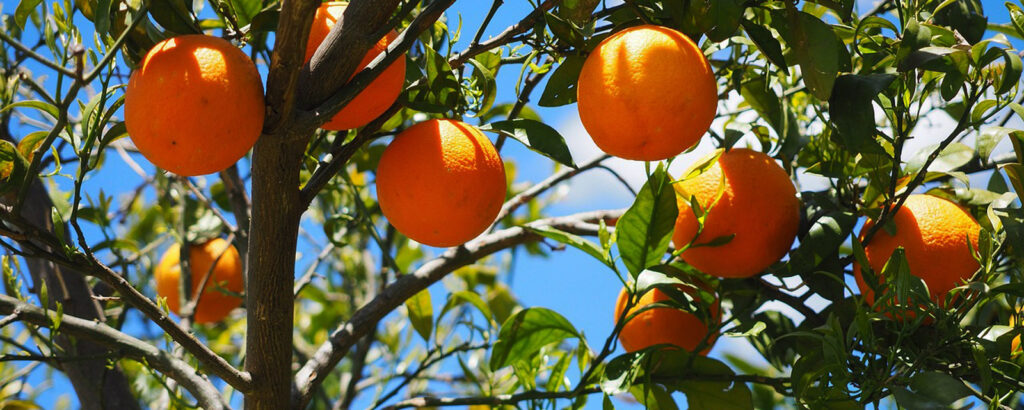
[
  {"left": 614, "top": 284, "right": 720, "bottom": 354},
  {"left": 305, "top": 2, "right": 407, "bottom": 131},
  {"left": 672, "top": 148, "right": 801, "bottom": 278},
  {"left": 375, "top": 119, "right": 507, "bottom": 247},
  {"left": 124, "top": 35, "right": 264, "bottom": 176},
  {"left": 154, "top": 238, "right": 244, "bottom": 324},
  {"left": 854, "top": 194, "right": 981, "bottom": 308},
  {"left": 577, "top": 25, "right": 718, "bottom": 161}
]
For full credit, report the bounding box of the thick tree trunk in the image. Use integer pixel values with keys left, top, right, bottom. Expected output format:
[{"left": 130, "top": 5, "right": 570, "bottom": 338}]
[{"left": 245, "top": 134, "right": 305, "bottom": 409}]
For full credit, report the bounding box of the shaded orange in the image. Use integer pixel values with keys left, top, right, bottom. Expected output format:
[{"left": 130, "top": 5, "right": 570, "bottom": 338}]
[
  {"left": 672, "top": 148, "right": 800, "bottom": 278},
  {"left": 853, "top": 194, "right": 981, "bottom": 308},
  {"left": 576, "top": 24, "right": 718, "bottom": 161},
  {"left": 614, "top": 284, "right": 720, "bottom": 354},
  {"left": 154, "top": 238, "right": 244, "bottom": 324},
  {"left": 125, "top": 35, "right": 264, "bottom": 176},
  {"left": 305, "top": 2, "right": 406, "bottom": 130},
  {"left": 376, "top": 119, "right": 506, "bottom": 247}
]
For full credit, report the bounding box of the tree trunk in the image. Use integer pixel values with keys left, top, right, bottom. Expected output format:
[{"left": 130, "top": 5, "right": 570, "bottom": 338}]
[{"left": 245, "top": 134, "right": 305, "bottom": 409}]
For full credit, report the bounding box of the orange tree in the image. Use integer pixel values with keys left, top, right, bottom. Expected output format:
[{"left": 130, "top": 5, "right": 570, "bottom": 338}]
[{"left": 1, "top": 0, "right": 1024, "bottom": 408}]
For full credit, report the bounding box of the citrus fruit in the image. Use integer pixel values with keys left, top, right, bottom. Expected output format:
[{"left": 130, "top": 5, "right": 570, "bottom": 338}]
[
  {"left": 154, "top": 238, "right": 244, "bottom": 324},
  {"left": 672, "top": 148, "right": 800, "bottom": 278},
  {"left": 576, "top": 24, "right": 718, "bottom": 161},
  {"left": 614, "top": 283, "right": 720, "bottom": 354},
  {"left": 376, "top": 119, "right": 506, "bottom": 247},
  {"left": 305, "top": 2, "right": 406, "bottom": 131},
  {"left": 854, "top": 194, "right": 981, "bottom": 307},
  {"left": 125, "top": 34, "right": 265, "bottom": 176}
]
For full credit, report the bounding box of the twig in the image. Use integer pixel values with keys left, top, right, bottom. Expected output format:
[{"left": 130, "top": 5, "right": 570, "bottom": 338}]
[
  {"left": 492, "top": 154, "right": 610, "bottom": 224},
  {"left": 0, "top": 293, "right": 228, "bottom": 409},
  {"left": 292, "top": 209, "right": 623, "bottom": 407},
  {"left": 294, "top": 243, "right": 336, "bottom": 296}
]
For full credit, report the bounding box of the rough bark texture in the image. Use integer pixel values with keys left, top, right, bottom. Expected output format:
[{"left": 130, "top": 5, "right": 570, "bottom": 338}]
[{"left": 245, "top": 134, "right": 305, "bottom": 409}]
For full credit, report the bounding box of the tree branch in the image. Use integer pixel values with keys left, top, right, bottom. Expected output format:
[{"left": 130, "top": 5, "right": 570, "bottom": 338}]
[
  {"left": 262, "top": 0, "right": 321, "bottom": 134},
  {"left": 0, "top": 294, "right": 228, "bottom": 410},
  {"left": 292, "top": 209, "right": 623, "bottom": 407},
  {"left": 0, "top": 206, "right": 253, "bottom": 392},
  {"left": 294, "top": 0, "right": 453, "bottom": 131}
]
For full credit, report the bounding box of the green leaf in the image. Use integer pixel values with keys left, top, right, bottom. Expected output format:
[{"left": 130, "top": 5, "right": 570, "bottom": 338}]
[
  {"left": 539, "top": 54, "right": 584, "bottom": 107},
  {"left": 655, "top": 352, "right": 754, "bottom": 410},
  {"left": 739, "top": 78, "right": 800, "bottom": 149},
  {"left": 148, "top": 0, "right": 200, "bottom": 35},
  {"left": 895, "top": 18, "right": 932, "bottom": 65},
  {"left": 544, "top": 12, "right": 585, "bottom": 48},
  {"left": 442, "top": 290, "right": 495, "bottom": 329},
  {"left": 630, "top": 383, "right": 679, "bottom": 410},
  {"left": 1, "top": 100, "right": 59, "bottom": 119},
  {"left": 780, "top": 211, "right": 856, "bottom": 276},
  {"left": 893, "top": 372, "right": 972, "bottom": 410},
  {"left": 526, "top": 225, "right": 613, "bottom": 268},
  {"left": 906, "top": 142, "right": 973, "bottom": 174},
  {"left": 480, "top": 119, "right": 575, "bottom": 167},
  {"left": 828, "top": 74, "right": 895, "bottom": 155},
  {"left": 467, "top": 57, "right": 497, "bottom": 117},
  {"left": 490, "top": 307, "right": 579, "bottom": 369},
  {"left": 14, "top": 0, "right": 43, "bottom": 30},
  {"left": 781, "top": 11, "right": 841, "bottom": 100},
  {"left": 249, "top": 6, "right": 279, "bottom": 32},
  {"left": 0, "top": 140, "right": 30, "bottom": 195},
  {"left": 705, "top": 0, "right": 743, "bottom": 42},
  {"left": 741, "top": 20, "right": 787, "bottom": 73},
  {"left": 617, "top": 166, "right": 679, "bottom": 277},
  {"left": 996, "top": 49, "right": 1023, "bottom": 95},
  {"left": 1000, "top": 163, "right": 1024, "bottom": 199},
  {"left": 225, "top": 0, "right": 260, "bottom": 27},
  {"left": 403, "top": 45, "right": 462, "bottom": 113},
  {"left": 404, "top": 289, "right": 433, "bottom": 342},
  {"left": 1008, "top": 2, "right": 1024, "bottom": 39}
]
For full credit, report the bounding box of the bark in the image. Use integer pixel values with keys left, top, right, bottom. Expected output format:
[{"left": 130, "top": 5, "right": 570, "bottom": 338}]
[{"left": 245, "top": 134, "right": 305, "bottom": 409}]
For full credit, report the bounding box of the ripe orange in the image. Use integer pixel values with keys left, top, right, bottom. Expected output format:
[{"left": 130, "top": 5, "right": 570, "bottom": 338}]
[
  {"left": 614, "top": 284, "right": 720, "bottom": 354},
  {"left": 125, "top": 35, "right": 265, "bottom": 176},
  {"left": 305, "top": 2, "right": 406, "bottom": 131},
  {"left": 576, "top": 24, "right": 717, "bottom": 161},
  {"left": 854, "top": 194, "right": 981, "bottom": 308},
  {"left": 154, "top": 238, "right": 244, "bottom": 324},
  {"left": 672, "top": 148, "right": 800, "bottom": 278},
  {"left": 376, "top": 119, "right": 506, "bottom": 247}
]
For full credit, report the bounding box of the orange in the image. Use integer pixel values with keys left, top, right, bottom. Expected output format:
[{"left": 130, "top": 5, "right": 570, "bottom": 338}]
[
  {"left": 305, "top": 2, "right": 406, "bottom": 131},
  {"left": 614, "top": 284, "right": 720, "bottom": 354},
  {"left": 154, "top": 238, "right": 244, "bottom": 324},
  {"left": 672, "top": 148, "right": 800, "bottom": 278},
  {"left": 376, "top": 119, "right": 506, "bottom": 247},
  {"left": 576, "top": 24, "right": 717, "bottom": 161},
  {"left": 125, "top": 35, "right": 264, "bottom": 176},
  {"left": 854, "top": 194, "right": 981, "bottom": 308}
]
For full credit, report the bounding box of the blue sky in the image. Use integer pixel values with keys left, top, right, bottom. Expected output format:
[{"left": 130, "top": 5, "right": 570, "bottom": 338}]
[{"left": 1, "top": 0, "right": 1022, "bottom": 408}]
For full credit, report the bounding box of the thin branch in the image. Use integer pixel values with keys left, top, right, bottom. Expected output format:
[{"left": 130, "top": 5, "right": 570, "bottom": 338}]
[
  {"left": 448, "top": 0, "right": 561, "bottom": 69},
  {"left": 0, "top": 206, "right": 253, "bottom": 392},
  {"left": 0, "top": 31, "right": 78, "bottom": 78},
  {"left": 292, "top": 209, "right": 623, "bottom": 407},
  {"left": 382, "top": 387, "right": 603, "bottom": 409},
  {"left": 0, "top": 294, "right": 228, "bottom": 409},
  {"left": 262, "top": 0, "right": 321, "bottom": 134},
  {"left": 492, "top": 154, "right": 610, "bottom": 224}
]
